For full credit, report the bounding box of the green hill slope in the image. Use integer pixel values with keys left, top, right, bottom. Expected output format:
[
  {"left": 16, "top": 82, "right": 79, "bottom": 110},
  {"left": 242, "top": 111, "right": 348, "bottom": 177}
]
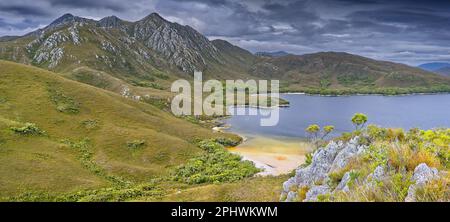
[
  {"left": 251, "top": 52, "right": 450, "bottom": 94},
  {"left": 0, "top": 60, "right": 236, "bottom": 197}
]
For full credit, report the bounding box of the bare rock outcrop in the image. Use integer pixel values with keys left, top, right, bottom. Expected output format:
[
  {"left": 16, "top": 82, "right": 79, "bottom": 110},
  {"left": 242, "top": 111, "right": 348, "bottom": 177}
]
[
  {"left": 405, "top": 163, "right": 440, "bottom": 202},
  {"left": 281, "top": 137, "right": 367, "bottom": 202}
]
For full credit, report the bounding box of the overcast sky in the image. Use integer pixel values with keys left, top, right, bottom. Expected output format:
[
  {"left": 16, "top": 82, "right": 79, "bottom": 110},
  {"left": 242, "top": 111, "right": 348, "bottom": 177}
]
[{"left": 1, "top": 0, "right": 450, "bottom": 65}]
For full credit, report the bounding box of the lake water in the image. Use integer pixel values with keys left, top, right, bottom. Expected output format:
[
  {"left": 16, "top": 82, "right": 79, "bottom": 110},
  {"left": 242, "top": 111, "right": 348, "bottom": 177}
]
[{"left": 225, "top": 94, "right": 450, "bottom": 139}]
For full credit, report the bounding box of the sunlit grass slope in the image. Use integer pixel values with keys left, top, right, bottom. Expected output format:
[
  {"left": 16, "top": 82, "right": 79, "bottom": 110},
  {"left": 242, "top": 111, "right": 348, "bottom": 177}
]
[{"left": 0, "top": 60, "right": 236, "bottom": 197}]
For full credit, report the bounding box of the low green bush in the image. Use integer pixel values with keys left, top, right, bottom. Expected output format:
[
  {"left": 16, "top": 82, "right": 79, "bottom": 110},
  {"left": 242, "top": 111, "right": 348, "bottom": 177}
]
[
  {"left": 127, "top": 140, "right": 146, "bottom": 149},
  {"left": 48, "top": 86, "right": 80, "bottom": 114},
  {"left": 213, "top": 137, "right": 241, "bottom": 147},
  {"left": 173, "top": 140, "right": 260, "bottom": 184},
  {"left": 10, "top": 123, "right": 45, "bottom": 136}
]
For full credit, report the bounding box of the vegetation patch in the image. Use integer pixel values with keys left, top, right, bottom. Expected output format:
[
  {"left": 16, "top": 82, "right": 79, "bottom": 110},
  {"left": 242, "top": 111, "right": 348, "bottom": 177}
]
[
  {"left": 126, "top": 140, "right": 146, "bottom": 149},
  {"left": 130, "top": 80, "right": 165, "bottom": 90},
  {"left": 0, "top": 96, "right": 6, "bottom": 104},
  {"left": 62, "top": 138, "right": 130, "bottom": 187},
  {"left": 213, "top": 137, "right": 242, "bottom": 147},
  {"left": 334, "top": 125, "right": 450, "bottom": 201},
  {"left": 80, "top": 119, "right": 99, "bottom": 130},
  {"left": 173, "top": 140, "right": 260, "bottom": 184},
  {"left": 48, "top": 85, "right": 80, "bottom": 114},
  {"left": 7, "top": 181, "right": 164, "bottom": 202},
  {"left": 10, "top": 123, "right": 45, "bottom": 136}
]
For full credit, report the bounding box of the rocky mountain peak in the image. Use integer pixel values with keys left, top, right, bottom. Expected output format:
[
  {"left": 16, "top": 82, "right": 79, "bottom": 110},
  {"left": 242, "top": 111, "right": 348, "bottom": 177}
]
[
  {"left": 132, "top": 12, "right": 220, "bottom": 72},
  {"left": 141, "top": 12, "right": 167, "bottom": 23},
  {"left": 98, "top": 15, "right": 126, "bottom": 28},
  {"left": 48, "top": 13, "right": 84, "bottom": 28}
]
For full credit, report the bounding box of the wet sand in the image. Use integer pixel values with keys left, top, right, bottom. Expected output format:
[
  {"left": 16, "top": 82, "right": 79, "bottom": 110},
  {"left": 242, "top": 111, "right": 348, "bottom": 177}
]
[{"left": 227, "top": 134, "right": 311, "bottom": 176}]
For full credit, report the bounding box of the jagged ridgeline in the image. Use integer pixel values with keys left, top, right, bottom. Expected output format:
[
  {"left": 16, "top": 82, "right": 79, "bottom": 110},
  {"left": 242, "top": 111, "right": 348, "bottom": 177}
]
[{"left": 1, "top": 13, "right": 450, "bottom": 95}]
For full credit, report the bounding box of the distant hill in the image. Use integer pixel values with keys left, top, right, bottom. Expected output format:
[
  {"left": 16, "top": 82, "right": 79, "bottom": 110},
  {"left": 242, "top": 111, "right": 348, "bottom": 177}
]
[
  {"left": 419, "top": 62, "right": 450, "bottom": 71},
  {"left": 435, "top": 67, "right": 450, "bottom": 76},
  {"left": 419, "top": 62, "right": 450, "bottom": 77},
  {"left": 0, "top": 36, "right": 19, "bottom": 42},
  {"left": 1, "top": 13, "right": 450, "bottom": 95},
  {"left": 252, "top": 52, "right": 450, "bottom": 94},
  {"left": 255, "top": 51, "right": 291, "bottom": 57}
]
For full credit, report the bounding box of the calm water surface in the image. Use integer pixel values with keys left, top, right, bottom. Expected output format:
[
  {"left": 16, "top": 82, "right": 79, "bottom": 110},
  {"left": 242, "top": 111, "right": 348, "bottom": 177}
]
[{"left": 225, "top": 94, "right": 450, "bottom": 139}]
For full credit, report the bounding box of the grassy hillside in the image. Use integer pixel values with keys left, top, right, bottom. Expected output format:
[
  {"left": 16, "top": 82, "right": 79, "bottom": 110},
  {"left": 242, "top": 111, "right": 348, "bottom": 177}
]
[
  {"left": 0, "top": 60, "right": 288, "bottom": 202},
  {"left": 252, "top": 52, "right": 450, "bottom": 95},
  {"left": 0, "top": 60, "right": 241, "bottom": 198}
]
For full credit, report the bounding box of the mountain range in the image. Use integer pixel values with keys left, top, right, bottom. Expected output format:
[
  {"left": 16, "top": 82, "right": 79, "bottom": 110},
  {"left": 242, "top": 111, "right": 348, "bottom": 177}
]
[{"left": 1, "top": 13, "right": 450, "bottom": 96}]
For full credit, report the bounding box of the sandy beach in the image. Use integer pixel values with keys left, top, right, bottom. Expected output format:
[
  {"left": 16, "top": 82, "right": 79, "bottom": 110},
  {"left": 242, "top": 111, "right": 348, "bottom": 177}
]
[{"left": 227, "top": 135, "right": 311, "bottom": 176}]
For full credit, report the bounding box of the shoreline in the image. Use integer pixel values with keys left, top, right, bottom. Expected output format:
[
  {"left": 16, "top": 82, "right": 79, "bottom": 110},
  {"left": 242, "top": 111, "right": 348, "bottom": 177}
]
[
  {"left": 225, "top": 133, "right": 310, "bottom": 176},
  {"left": 215, "top": 92, "right": 449, "bottom": 176},
  {"left": 282, "top": 91, "right": 450, "bottom": 97}
]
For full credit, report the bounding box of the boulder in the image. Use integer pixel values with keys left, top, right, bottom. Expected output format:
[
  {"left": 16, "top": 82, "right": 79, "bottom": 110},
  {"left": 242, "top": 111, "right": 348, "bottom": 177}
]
[
  {"left": 285, "top": 191, "right": 298, "bottom": 202},
  {"left": 335, "top": 172, "right": 351, "bottom": 192},
  {"left": 330, "top": 137, "right": 366, "bottom": 172},
  {"left": 304, "top": 185, "right": 331, "bottom": 202},
  {"left": 405, "top": 163, "right": 439, "bottom": 202},
  {"left": 282, "top": 137, "right": 367, "bottom": 201}
]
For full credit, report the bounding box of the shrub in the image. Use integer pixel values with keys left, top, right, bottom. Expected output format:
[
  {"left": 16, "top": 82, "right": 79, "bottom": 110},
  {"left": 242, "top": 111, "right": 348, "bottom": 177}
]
[
  {"left": 386, "top": 128, "right": 406, "bottom": 142},
  {"left": 389, "top": 172, "right": 414, "bottom": 201},
  {"left": 198, "top": 140, "right": 224, "bottom": 152},
  {"left": 81, "top": 119, "right": 99, "bottom": 129},
  {"left": 173, "top": 140, "right": 260, "bottom": 184},
  {"left": 62, "top": 138, "right": 130, "bottom": 187},
  {"left": 297, "top": 186, "right": 309, "bottom": 202},
  {"left": 48, "top": 87, "right": 80, "bottom": 114},
  {"left": 415, "top": 177, "right": 450, "bottom": 202},
  {"left": 126, "top": 140, "right": 146, "bottom": 149},
  {"left": 388, "top": 144, "right": 440, "bottom": 171},
  {"left": 328, "top": 168, "right": 349, "bottom": 188},
  {"left": 351, "top": 113, "right": 368, "bottom": 130},
  {"left": 10, "top": 123, "right": 45, "bottom": 136},
  {"left": 213, "top": 137, "right": 241, "bottom": 147},
  {"left": 337, "top": 132, "right": 353, "bottom": 142},
  {"left": 301, "top": 152, "right": 313, "bottom": 167},
  {"left": 362, "top": 144, "right": 388, "bottom": 171},
  {"left": 367, "top": 125, "right": 387, "bottom": 140},
  {"left": 408, "top": 149, "right": 441, "bottom": 171}
]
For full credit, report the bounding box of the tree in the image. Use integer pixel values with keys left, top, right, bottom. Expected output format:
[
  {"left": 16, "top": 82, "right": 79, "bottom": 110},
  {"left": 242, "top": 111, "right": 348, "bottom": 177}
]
[
  {"left": 306, "top": 124, "right": 320, "bottom": 138},
  {"left": 322, "top": 125, "right": 335, "bottom": 139},
  {"left": 305, "top": 124, "right": 335, "bottom": 148},
  {"left": 352, "top": 113, "right": 368, "bottom": 130}
]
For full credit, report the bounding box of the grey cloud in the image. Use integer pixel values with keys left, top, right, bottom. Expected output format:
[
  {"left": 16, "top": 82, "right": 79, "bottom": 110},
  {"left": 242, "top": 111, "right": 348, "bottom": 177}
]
[
  {"left": 47, "top": 0, "right": 127, "bottom": 11},
  {"left": 0, "top": 5, "right": 51, "bottom": 17}
]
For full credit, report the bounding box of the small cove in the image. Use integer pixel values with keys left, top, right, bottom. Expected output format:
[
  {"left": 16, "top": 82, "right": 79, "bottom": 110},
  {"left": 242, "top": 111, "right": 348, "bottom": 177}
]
[{"left": 224, "top": 93, "right": 450, "bottom": 175}]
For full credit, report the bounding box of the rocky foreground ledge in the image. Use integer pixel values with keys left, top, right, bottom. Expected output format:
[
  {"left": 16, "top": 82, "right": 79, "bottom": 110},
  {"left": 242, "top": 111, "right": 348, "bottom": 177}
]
[{"left": 281, "top": 136, "right": 444, "bottom": 202}]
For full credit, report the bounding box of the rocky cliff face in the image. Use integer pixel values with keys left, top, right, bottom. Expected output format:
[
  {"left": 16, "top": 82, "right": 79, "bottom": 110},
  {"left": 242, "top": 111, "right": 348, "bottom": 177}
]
[
  {"left": 132, "top": 13, "right": 220, "bottom": 72},
  {"left": 3, "top": 13, "right": 223, "bottom": 75},
  {"left": 281, "top": 137, "right": 443, "bottom": 202}
]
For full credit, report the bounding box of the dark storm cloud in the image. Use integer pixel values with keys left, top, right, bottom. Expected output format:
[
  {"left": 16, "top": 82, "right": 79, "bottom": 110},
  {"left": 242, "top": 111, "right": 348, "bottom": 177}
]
[
  {"left": 47, "top": 0, "right": 127, "bottom": 11},
  {"left": 0, "top": 5, "right": 51, "bottom": 17},
  {"left": 0, "top": 0, "right": 450, "bottom": 65}
]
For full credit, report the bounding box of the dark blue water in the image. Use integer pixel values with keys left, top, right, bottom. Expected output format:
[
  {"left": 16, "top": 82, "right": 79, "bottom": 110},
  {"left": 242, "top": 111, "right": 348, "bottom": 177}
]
[{"left": 225, "top": 94, "right": 450, "bottom": 138}]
